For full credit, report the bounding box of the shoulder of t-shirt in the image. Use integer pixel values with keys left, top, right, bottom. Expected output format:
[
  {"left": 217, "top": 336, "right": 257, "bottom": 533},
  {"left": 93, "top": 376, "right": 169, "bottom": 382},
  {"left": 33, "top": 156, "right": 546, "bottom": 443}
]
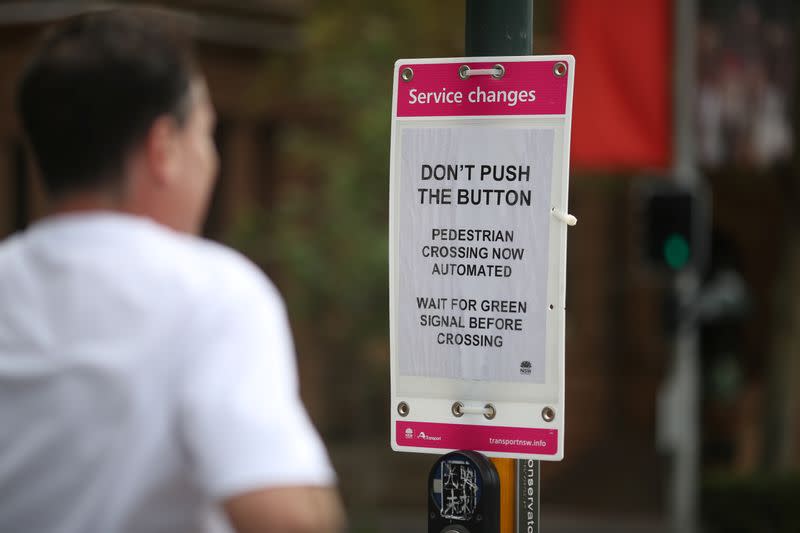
[
  {"left": 156, "top": 230, "right": 284, "bottom": 315},
  {"left": 0, "top": 234, "right": 29, "bottom": 282},
  {"left": 0, "top": 233, "right": 23, "bottom": 263}
]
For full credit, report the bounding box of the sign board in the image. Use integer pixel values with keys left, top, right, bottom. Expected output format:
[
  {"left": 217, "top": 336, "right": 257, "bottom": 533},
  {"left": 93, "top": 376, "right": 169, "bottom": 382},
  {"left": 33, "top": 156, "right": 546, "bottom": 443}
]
[{"left": 389, "top": 56, "right": 575, "bottom": 460}]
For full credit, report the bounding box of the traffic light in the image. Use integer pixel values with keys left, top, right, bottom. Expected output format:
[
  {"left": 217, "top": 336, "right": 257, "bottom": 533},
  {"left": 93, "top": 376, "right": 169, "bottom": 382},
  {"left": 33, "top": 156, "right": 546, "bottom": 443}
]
[{"left": 639, "top": 181, "right": 710, "bottom": 274}]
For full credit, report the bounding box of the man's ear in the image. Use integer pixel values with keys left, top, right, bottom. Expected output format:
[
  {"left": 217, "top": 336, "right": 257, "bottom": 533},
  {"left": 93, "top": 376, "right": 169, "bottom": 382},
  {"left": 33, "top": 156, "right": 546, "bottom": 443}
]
[{"left": 144, "top": 115, "right": 181, "bottom": 187}]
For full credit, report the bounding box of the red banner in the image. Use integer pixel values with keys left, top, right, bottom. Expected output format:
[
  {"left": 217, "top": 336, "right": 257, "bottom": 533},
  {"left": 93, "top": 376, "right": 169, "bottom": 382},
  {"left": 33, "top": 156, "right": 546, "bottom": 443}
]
[{"left": 561, "top": 0, "right": 672, "bottom": 171}]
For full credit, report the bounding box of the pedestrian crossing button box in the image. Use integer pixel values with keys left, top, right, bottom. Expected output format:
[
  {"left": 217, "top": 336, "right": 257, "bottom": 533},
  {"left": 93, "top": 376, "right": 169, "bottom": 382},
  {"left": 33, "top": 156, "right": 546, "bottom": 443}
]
[{"left": 428, "top": 451, "right": 500, "bottom": 533}]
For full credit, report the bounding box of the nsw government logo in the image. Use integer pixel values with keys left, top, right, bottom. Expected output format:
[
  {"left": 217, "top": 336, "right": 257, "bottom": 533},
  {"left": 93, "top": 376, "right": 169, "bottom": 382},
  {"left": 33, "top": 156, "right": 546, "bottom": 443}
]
[
  {"left": 404, "top": 428, "right": 414, "bottom": 439},
  {"left": 520, "top": 360, "right": 532, "bottom": 375}
]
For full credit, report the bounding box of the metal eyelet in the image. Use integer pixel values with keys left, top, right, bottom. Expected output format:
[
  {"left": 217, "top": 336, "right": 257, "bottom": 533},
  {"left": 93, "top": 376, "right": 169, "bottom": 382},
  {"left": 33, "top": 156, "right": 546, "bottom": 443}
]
[
  {"left": 491, "top": 64, "right": 505, "bottom": 79},
  {"left": 397, "top": 402, "right": 410, "bottom": 417}
]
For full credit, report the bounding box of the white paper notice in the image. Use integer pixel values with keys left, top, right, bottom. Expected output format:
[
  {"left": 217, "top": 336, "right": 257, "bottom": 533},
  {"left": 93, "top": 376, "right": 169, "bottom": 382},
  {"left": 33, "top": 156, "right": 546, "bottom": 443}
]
[{"left": 397, "top": 126, "right": 555, "bottom": 383}]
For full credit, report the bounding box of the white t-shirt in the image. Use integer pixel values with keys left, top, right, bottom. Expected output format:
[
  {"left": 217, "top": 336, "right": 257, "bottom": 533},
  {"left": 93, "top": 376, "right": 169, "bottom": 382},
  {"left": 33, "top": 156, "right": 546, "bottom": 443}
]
[{"left": 0, "top": 213, "right": 335, "bottom": 533}]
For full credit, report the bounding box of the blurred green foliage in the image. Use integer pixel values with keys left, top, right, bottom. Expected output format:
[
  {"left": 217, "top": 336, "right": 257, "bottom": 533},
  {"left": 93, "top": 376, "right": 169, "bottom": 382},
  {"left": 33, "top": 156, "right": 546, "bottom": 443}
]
[{"left": 226, "top": 0, "right": 464, "bottom": 438}]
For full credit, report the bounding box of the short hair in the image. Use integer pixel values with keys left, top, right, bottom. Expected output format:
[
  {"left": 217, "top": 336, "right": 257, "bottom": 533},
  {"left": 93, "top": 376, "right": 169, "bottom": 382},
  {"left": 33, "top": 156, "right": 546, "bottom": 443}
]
[{"left": 16, "top": 9, "right": 198, "bottom": 196}]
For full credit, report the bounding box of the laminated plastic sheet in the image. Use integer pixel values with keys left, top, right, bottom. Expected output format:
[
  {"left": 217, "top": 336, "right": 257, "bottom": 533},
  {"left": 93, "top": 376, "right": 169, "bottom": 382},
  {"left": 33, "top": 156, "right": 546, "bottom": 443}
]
[{"left": 389, "top": 56, "right": 575, "bottom": 460}]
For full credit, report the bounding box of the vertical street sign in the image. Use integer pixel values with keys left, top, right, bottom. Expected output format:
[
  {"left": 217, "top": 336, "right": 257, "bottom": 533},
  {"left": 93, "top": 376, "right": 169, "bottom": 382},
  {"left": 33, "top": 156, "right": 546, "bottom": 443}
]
[
  {"left": 389, "top": 56, "right": 575, "bottom": 461},
  {"left": 516, "top": 459, "right": 540, "bottom": 531}
]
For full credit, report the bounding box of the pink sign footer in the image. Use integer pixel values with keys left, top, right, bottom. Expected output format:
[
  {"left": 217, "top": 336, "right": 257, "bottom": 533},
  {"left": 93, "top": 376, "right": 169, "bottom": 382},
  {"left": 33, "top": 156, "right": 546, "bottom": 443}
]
[{"left": 396, "top": 420, "right": 558, "bottom": 455}]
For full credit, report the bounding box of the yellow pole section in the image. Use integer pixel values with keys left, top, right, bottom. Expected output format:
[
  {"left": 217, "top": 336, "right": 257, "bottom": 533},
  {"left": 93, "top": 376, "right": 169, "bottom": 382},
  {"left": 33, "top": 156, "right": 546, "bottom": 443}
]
[{"left": 491, "top": 457, "right": 515, "bottom": 533}]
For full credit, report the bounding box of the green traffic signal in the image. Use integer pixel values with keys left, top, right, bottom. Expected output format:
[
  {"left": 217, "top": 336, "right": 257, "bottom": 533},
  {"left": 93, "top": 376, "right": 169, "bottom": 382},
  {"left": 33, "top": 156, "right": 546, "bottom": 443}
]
[
  {"left": 663, "top": 233, "right": 690, "bottom": 270},
  {"left": 640, "top": 181, "right": 708, "bottom": 274}
]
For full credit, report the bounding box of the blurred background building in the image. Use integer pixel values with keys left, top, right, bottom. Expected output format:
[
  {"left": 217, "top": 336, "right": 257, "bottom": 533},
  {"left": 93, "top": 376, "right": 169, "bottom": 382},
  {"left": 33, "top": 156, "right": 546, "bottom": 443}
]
[{"left": 0, "top": 0, "right": 797, "bottom": 531}]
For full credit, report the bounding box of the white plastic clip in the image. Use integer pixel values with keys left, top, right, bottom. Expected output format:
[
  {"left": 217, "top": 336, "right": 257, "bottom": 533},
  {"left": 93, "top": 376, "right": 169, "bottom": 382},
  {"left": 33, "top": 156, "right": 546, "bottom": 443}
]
[
  {"left": 452, "top": 401, "right": 496, "bottom": 420},
  {"left": 458, "top": 64, "right": 505, "bottom": 80},
  {"left": 465, "top": 68, "right": 500, "bottom": 76},
  {"left": 552, "top": 208, "right": 578, "bottom": 226}
]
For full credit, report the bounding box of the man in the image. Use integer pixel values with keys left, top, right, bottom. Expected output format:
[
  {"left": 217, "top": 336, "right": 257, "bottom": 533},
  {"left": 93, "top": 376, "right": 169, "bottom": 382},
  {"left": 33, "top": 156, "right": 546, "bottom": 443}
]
[{"left": 0, "top": 9, "right": 344, "bottom": 533}]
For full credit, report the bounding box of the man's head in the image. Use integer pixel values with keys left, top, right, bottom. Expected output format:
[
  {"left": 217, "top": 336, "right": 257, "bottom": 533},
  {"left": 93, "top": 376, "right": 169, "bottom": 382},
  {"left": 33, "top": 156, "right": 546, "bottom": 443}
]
[{"left": 16, "top": 9, "right": 218, "bottom": 234}]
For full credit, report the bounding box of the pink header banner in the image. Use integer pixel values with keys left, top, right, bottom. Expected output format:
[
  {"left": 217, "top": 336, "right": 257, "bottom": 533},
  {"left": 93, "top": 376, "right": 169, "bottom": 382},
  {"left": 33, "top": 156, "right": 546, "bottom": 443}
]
[
  {"left": 396, "top": 420, "right": 559, "bottom": 456},
  {"left": 395, "top": 60, "right": 569, "bottom": 118}
]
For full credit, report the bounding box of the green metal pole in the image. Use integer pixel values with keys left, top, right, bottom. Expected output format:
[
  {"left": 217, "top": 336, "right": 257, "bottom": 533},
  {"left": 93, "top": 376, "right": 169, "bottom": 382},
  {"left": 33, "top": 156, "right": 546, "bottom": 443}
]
[
  {"left": 465, "top": 0, "right": 533, "bottom": 56},
  {"left": 465, "top": 2, "right": 535, "bottom": 533}
]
